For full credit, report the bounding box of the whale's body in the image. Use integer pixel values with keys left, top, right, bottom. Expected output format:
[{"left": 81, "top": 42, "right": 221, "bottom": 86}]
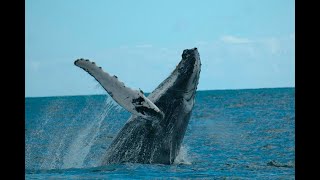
[{"left": 74, "top": 48, "right": 201, "bottom": 165}]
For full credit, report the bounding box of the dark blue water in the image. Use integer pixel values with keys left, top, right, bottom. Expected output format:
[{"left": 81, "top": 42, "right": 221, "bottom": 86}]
[{"left": 25, "top": 88, "right": 295, "bottom": 179}]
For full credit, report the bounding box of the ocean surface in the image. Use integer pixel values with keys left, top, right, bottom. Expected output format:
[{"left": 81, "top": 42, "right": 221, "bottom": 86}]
[{"left": 25, "top": 88, "right": 295, "bottom": 179}]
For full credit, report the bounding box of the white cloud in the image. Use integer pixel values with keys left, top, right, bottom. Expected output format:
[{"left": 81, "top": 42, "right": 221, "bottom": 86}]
[{"left": 220, "top": 35, "right": 252, "bottom": 44}]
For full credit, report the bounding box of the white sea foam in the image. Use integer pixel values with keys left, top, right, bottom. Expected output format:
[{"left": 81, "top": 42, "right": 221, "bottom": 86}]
[{"left": 173, "top": 145, "right": 192, "bottom": 165}]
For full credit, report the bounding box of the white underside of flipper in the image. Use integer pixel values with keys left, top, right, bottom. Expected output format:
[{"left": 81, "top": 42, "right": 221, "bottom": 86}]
[{"left": 74, "top": 59, "right": 164, "bottom": 119}]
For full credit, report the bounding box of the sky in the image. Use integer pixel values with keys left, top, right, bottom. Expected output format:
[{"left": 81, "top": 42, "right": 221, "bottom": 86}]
[{"left": 26, "top": 0, "right": 295, "bottom": 97}]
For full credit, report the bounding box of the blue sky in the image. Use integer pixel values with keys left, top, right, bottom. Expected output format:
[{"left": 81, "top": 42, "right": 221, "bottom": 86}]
[{"left": 26, "top": 0, "right": 295, "bottom": 97}]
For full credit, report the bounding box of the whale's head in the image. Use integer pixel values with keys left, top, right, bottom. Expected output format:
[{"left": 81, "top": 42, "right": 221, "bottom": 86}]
[
  {"left": 174, "top": 47, "right": 201, "bottom": 99},
  {"left": 148, "top": 47, "right": 201, "bottom": 111},
  {"left": 153, "top": 47, "right": 201, "bottom": 105}
]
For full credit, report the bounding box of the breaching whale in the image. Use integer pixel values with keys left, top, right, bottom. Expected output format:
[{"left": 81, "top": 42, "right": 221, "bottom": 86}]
[{"left": 74, "top": 48, "right": 201, "bottom": 165}]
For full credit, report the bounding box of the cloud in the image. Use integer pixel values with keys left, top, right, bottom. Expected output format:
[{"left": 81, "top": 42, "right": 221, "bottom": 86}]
[
  {"left": 220, "top": 35, "right": 252, "bottom": 44},
  {"left": 219, "top": 35, "right": 289, "bottom": 55}
]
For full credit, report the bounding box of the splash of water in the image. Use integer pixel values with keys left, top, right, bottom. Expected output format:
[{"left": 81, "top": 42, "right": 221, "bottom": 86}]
[
  {"left": 62, "top": 97, "right": 119, "bottom": 169},
  {"left": 26, "top": 99, "right": 66, "bottom": 170},
  {"left": 27, "top": 94, "right": 190, "bottom": 169},
  {"left": 25, "top": 95, "right": 124, "bottom": 170},
  {"left": 173, "top": 145, "right": 192, "bottom": 165}
]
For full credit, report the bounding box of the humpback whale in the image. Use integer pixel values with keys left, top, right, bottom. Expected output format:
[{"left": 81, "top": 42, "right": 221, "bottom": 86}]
[{"left": 74, "top": 47, "right": 201, "bottom": 165}]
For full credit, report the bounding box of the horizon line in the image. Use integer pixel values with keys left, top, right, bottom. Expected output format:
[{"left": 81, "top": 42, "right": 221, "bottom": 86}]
[{"left": 25, "top": 86, "right": 295, "bottom": 98}]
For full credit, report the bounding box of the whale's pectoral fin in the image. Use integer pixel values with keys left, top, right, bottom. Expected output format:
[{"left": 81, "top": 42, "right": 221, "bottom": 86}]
[{"left": 74, "top": 59, "right": 164, "bottom": 119}]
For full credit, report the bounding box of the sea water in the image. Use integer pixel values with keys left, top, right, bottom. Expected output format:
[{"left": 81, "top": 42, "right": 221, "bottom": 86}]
[{"left": 25, "top": 88, "right": 295, "bottom": 179}]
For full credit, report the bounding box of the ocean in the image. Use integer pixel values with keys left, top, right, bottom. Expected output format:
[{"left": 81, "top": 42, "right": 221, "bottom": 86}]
[{"left": 25, "top": 88, "right": 295, "bottom": 179}]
